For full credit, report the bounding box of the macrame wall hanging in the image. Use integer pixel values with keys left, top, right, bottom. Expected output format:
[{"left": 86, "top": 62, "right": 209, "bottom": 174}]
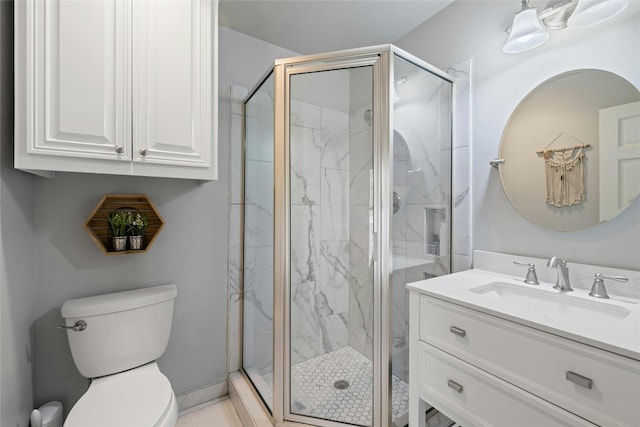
[{"left": 537, "top": 133, "right": 590, "bottom": 208}]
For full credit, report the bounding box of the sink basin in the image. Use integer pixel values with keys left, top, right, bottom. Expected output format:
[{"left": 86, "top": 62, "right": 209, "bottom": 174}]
[{"left": 470, "top": 281, "right": 632, "bottom": 326}]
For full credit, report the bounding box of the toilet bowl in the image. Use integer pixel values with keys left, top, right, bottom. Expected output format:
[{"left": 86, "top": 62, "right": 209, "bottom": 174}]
[
  {"left": 61, "top": 284, "right": 178, "bottom": 427},
  {"left": 64, "top": 363, "right": 177, "bottom": 427}
]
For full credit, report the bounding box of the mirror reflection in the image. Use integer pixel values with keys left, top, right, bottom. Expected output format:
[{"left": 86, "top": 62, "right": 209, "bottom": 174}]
[{"left": 499, "top": 69, "right": 640, "bottom": 232}]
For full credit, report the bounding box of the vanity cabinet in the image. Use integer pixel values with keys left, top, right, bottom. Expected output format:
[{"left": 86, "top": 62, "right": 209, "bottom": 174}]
[
  {"left": 410, "top": 292, "right": 640, "bottom": 427},
  {"left": 14, "top": 0, "right": 218, "bottom": 180}
]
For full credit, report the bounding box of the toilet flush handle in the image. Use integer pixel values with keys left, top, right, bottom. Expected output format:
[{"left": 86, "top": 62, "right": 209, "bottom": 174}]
[{"left": 57, "top": 320, "right": 87, "bottom": 332}]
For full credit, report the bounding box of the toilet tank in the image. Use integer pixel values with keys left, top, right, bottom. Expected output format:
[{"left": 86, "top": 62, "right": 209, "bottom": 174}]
[{"left": 61, "top": 284, "right": 177, "bottom": 378}]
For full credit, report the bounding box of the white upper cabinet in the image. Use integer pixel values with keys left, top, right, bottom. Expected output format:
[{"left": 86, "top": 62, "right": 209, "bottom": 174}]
[
  {"left": 29, "top": 0, "right": 130, "bottom": 161},
  {"left": 133, "top": 0, "right": 212, "bottom": 167},
  {"left": 15, "top": 0, "right": 218, "bottom": 180}
]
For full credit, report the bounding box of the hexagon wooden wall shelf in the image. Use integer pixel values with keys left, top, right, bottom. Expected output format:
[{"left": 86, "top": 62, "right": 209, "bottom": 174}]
[{"left": 85, "top": 194, "right": 165, "bottom": 255}]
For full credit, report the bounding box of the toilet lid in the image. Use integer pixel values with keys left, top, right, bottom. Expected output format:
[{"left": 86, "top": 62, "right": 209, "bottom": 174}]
[{"left": 65, "top": 363, "right": 174, "bottom": 427}]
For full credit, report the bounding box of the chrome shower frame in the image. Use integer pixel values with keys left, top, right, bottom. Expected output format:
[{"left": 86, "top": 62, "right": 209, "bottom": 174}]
[{"left": 237, "top": 44, "right": 454, "bottom": 427}]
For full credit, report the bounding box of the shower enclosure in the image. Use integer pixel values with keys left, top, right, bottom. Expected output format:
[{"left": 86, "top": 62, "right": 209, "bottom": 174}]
[{"left": 242, "top": 45, "right": 453, "bottom": 427}]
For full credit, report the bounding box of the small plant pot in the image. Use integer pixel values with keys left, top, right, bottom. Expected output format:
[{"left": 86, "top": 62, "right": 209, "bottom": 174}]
[
  {"left": 129, "top": 235, "right": 144, "bottom": 250},
  {"left": 112, "top": 236, "right": 127, "bottom": 251}
]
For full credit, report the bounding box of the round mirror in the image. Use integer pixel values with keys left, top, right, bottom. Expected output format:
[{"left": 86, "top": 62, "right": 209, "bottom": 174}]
[{"left": 499, "top": 69, "right": 640, "bottom": 232}]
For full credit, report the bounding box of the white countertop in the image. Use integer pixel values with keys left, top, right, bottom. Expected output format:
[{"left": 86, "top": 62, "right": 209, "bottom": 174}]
[{"left": 407, "top": 269, "right": 640, "bottom": 361}]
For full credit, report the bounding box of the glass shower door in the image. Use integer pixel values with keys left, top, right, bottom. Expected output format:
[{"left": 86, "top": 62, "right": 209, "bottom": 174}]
[
  {"left": 243, "top": 73, "right": 275, "bottom": 411},
  {"left": 390, "top": 55, "right": 453, "bottom": 426},
  {"left": 286, "top": 64, "right": 376, "bottom": 426}
]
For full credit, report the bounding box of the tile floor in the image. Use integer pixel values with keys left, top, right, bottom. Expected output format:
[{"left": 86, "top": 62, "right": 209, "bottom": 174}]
[{"left": 176, "top": 398, "right": 243, "bottom": 427}]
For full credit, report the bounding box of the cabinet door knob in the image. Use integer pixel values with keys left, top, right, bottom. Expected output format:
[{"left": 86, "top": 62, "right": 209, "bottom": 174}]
[
  {"left": 450, "top": 325, "right": 467, "bottom": 337},
  {"left": 114, "top": 146, "right": 124, "bottom": 154},
  {"left": 566, "top": 371, "right": 593, "bottom": 389},
  {"left": 139, "top": 148, "right": 148, "bottom": 156}
]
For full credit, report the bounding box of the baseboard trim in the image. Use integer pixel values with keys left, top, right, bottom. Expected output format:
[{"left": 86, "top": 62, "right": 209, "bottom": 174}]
[{"left": 176, "top": 380, "right": 227, "bottom": 413}]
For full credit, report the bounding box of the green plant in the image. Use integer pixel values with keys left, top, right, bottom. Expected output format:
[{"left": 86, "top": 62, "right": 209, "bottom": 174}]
[
  {"left": 128, "top": 212, "right": 149, "bottom": 236},
  {"left": 106, "top": 210, "right": 131, "bottom": 237}
]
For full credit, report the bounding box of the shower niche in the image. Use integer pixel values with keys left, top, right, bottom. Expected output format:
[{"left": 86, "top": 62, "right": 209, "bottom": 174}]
[
  {"left": 424, "top": 205, "right": 447, "bottom": 256},
  {"left": 240, "top": 45, "right": 453, "bottom": 427}
]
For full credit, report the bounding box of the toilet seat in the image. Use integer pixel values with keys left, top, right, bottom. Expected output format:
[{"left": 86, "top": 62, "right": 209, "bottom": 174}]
[{"left": 64, "top": 362, "right": 177, "bottom": 427}]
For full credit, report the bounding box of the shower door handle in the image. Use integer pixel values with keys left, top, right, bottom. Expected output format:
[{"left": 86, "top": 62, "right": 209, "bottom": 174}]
[{"left": 368, "top": 168, "right": 375, "bottom": 267}]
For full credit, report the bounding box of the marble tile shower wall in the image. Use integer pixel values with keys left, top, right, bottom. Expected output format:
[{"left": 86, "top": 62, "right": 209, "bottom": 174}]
[
  {"left": 391, "top": 128, "right": 411, "bottom": 380},
  {"left": 247, "top": 91, "right": 276, "bottom": 377},
  {"left": 348, "top": 105, "right": 375, "bottom": 360},
  {"left": 449, "top": 59, "right": 472, "bottom": 273},
  {"left": 390, "top": 83, "right": 454, "bottom": 382},
  {"left": 228, "top": 84, "right": 276, "bottom": 378},
  {"left": 290, "top": 100, "right": 351, "bottom": 365},
  {"left": 393, "top": 93, "right": 451, "bottom": 276},
  {"left": 388, "top": 59, "right": 471, "bottom": 382}
]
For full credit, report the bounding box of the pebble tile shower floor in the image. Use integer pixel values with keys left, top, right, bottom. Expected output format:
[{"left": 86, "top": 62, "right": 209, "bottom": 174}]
[
  {"left": 252, "top": 346, "right": 409, "bottom": 426},
  {"left": 291, "top": 346, "right": 409, "bottom": 426}
]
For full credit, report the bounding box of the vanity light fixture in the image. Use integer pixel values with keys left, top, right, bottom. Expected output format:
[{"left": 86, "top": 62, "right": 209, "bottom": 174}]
[
  {"left": 567, "top": 0, "right": 629, "bottom": 28},
  {"left": 503, "top": 0, "right": 550, "bottom": 54},
  {"left": 503, "top": 0, "right": 630, "bottom": 54}
]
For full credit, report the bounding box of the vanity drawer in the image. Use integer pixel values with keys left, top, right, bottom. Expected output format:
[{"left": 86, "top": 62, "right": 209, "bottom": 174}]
[
  {"left": 417, "top": 341, "right": 596, "bottom": 427},
  {"left": 419, "top": 295, "right": 640, "bottom": 427}
]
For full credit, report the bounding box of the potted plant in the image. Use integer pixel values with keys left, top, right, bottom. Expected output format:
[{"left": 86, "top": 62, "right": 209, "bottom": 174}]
[
  {"left": 107, "top": 210, "right": 132, "bottom": 251},
  {"left": 128, "top": 212, "right": 148, "bottom": 250}
]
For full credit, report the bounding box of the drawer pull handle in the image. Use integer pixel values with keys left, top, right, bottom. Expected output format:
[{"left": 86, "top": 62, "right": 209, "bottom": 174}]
[
  {"left": 566, "top": 371, "right": 593, "bottom": 389},
  {"left": 447, "top": 379, "right": 464, "bottom": 393},
  {"left": 449, "top": 326, "right": 466, "bottom": 337}
]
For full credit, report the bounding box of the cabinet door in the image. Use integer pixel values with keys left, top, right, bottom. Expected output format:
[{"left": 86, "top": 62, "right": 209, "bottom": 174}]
[
  {"left": 29, "top": 0, "right": 131, "bottom": 160},
  {"left": 133, "top": 0, "right": 213, "bottom": 167}
]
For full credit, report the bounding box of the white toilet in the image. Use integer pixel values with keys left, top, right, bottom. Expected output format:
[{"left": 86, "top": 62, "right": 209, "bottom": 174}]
[{"left": 60, "top": 284, "right": 178, "bottom": 427}]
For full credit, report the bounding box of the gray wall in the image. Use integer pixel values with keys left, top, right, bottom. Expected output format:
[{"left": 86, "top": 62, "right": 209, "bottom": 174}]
[
  {"left": 0, "top": 19, "right": 302, "bottom": 425},
  {"left": 219, "top": 25, "right": 296, "bottom": 90},
  {"left": 0, "top": 19, "right": 299, "bottom": 424},
  {"left": 396, "top": 0, "right": 640, "bottom": 270},
  {"left": 30, "top": 25, "right": 297, "bottom": 414},
  {"left": 0, "top": 2, "right": 38, "bottom": 427},
  {"left": 32, "top": 173, "right": 229, "bottom": 411}
]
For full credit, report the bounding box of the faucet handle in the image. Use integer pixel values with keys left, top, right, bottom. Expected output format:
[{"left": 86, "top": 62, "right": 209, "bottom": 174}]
[
  {"left": 513, "top": 261, "right": 539, "bottom": 285},
  {"left": 589, "top": 273, "right": 629, "bottom": 299}
]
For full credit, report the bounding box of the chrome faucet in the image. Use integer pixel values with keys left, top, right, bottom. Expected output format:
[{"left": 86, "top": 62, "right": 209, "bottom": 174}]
[
  {"left": 589, "top": 273, "right": 629, "bottom": 299},
  {"left": 547, "top": 257, "right": 573, "bottom": 292},
  {"left": 513, "top": 261, "right": 539, "bottom": 285}
]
